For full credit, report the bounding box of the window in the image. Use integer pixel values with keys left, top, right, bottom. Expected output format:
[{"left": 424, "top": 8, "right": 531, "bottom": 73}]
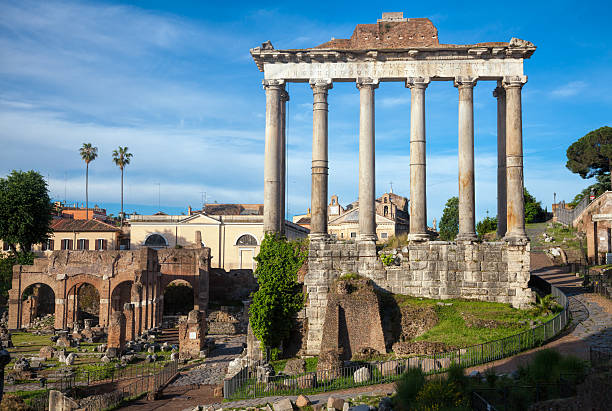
[
  {"left": 61, "top": 239, "right": 73, "bottom": 250},
  {"left": 384, "top": 197, "right": 388, "bottom": 203},
  {"left": 384, "top": 205, "right": 389, "bottom": 216},
  {"left": 144, "top": 234, "right": 167, "bottom": 247},
  {"left": 2, "top": 242, "right": 9, "bottom": 251},
  {"left": 95, "top": 239, "right": 107, "bottom": 250},
  {"left": 236, "top": 234, "right": 257, "bottom": 246},
  {"left": 77, "top": 239, "right": 89, "bottom": 250},
  {"left": 41, "top": 239, "right": 54, "bottom": 251},
  {"left": 350, "top": 232, "right": 357, "bottom": 238},
  {"left": 340, "top": 233, "right": 344, "bottom": 238},
  {"left": 381, "top": 233, "right": 388, "bottom": 239}
]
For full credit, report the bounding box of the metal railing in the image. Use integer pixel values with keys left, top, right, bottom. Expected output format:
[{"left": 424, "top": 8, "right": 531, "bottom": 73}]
[
  {"left": 224, "top": 277, "right": 570, "bottom": 400},
  {"left": 590, "top": 274, "right": 612, "bottom": 299},
  {"left": 555, "top": 196, "right": 589, "bottom": 226},
  {"left": 27, "top": 360, "right": 178, "bottom": 411}
]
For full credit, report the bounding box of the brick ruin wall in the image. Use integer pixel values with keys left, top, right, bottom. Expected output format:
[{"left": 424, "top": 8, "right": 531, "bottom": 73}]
[{"left": 302, "top": 240, "right": 533, "bottom": 356}]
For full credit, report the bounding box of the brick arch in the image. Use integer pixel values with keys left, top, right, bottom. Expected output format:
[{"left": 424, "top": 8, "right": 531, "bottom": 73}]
[
  {"left": 65, "top": 280, "right": 101, "bottom": 327},
  {"left": 18, "top": 274, "right": 62, "bottom": 302}
]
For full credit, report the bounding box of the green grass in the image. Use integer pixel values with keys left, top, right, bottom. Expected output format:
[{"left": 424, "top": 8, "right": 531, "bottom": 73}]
[
  {"left": 529, "top": 222, "right": 586, "bottom": 252},
  {"left": 392, "top": 295, "right": 554, "bottom": 348},
  {"left": 270, "top": 357, "right": 318, "bottom": 374}
]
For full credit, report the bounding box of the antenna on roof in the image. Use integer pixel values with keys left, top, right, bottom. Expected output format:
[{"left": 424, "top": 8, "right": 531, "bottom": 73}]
[{"left": 389, "top": 181, "right": 394, "bottom": 193}]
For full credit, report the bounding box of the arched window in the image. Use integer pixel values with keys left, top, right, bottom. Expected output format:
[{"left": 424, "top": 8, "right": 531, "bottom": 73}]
[
  {"left": 236, "top": 234, "right": 257, "bottom": 246},
  {"left": 144, "top": 234, "right": 167, "bottom": 247},
  {"left": 384, "top": 205, "right": 389, "bottom": 216}
]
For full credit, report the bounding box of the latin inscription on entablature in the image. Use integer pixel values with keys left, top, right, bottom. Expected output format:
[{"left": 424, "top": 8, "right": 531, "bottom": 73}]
[{"left": 264, "top": 59, "right": 524, "bottom": 82}]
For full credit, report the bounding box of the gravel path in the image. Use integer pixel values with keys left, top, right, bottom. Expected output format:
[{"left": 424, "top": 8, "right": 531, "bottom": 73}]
[{"left": 171, "top": 335, "right": 245, "bottom": 387}]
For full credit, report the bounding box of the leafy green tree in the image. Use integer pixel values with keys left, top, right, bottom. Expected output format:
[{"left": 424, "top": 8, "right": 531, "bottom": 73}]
[
  {"left": 476, "top": 216, "right": 497, "bottom": 240},
  {"left": 112, "top": 146, "right": 133, "bottom": 228},
  {"left": 0, "top": 170, "right": 53, "bottom": 253},
  {"left": 439, "top": 196, "right": 459, "bottom": 241},
  {"left": 79, "top": 143, "right": 98, "bottom": 219},
  {"left": 566, "top": 126, "right": 612, "bottom": 190},
  {"left": 524, "top": 188, "right": 546, "bottom": 223},
  {"left": 249, "top": 234, "right": 306, "bottom": 357},
  {"left": 0, "top": 252, "right": 33, "bottom": 303}
]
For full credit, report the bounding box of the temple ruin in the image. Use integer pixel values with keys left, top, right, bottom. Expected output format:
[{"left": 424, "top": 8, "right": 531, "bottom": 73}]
[{"left": 251, "top": 13, "right": 536, "bottom": 356}]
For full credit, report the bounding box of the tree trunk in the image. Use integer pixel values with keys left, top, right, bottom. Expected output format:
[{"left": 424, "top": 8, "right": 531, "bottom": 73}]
[
  {"left": 120, "top": 168, "right": 124, "bottom": 228},
  {"left": 86, "top": 162, "right": 89, "bottom": 220}
]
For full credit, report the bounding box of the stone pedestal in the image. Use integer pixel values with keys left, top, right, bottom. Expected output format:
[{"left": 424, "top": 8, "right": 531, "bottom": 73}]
[
  {"left": 21, "top": 295, "right": 38, "bottom": 328},
  {"left": 178, "top": 309, "right": 208, "bottom": 360},
  {"left": 107, "top": 311, "right": 126, "bottom": 356}
]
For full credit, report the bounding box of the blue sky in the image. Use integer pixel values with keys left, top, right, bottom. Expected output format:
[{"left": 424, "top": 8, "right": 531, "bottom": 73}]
[{"left": 1, "top": 0, "right": 611, "bottom": 222}]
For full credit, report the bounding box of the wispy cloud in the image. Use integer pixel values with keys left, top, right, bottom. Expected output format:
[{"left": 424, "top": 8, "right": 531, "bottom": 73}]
[{"left": 550, "top": 81, "right": 587, "bottom": 98}]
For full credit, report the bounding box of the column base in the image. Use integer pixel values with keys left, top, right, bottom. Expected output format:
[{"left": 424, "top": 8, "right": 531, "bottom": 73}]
[
  {"left": 309, "top": 233, "right": 329, "bottom": 242},
  {"left": 456, "top": 233, "right": 478, "bottom": 242},
  {"left": 503, "top": 231, "right": 529, "bottom": 244},
  {"left": 408, "top": 233, "right": 430, "bottom": 242},
  {"left": 358, "top": 234, "right": 377, "bottom": 243}
]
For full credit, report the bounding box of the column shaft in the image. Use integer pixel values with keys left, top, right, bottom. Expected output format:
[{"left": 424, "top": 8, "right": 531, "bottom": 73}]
[
  {"left": 357, "top": 79, "right": 378, "bottom": 242},
  {"left": 494, "top": 82, "right": 507, "bottom": 238},
  {"left": 262, "top": 80, "right": 284, "bottom": 234},
  {"left": 407, "top": 77, "right": 430, "bottom": 241},
  {"left": 455, "top": 77, "right": 478, "bottom": 241},
  {"left": 310, "top": 80, "right": 332, "bottom": 240},
  {"left": 504, "top": 76, "right": 528, "bottom": 242},
  {"left": 279, "top": 90, "right": 289, "bottom": 235}
]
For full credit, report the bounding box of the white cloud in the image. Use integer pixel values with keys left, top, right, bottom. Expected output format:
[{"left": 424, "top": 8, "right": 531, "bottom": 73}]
[{"left": 550, "top": 81, "right": 587, "bottom": 98}]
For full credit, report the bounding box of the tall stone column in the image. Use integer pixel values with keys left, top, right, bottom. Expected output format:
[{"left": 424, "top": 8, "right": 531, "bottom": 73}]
[
  {"left": 503, "top": 76, "right": 528, "bottom": 242},
  {"left": 310, "top": 79, "right": 332, "bottom": 241},
  {"left": 455, "top": 77, "right": 478, "bottom": 242},
  {"left": 406, "top": 77, "right": 430, "bottom": 241},
  {"left": 279, "top": 90, "right": 290, "bottom": 235},
  {"left": 494, "top": 82, "right": 507, "bottom": 239},
  {"left": 263, "top": 79, "right": 284, "bottom": 234},
  {"left": 357, "top": 78, "right": 378, "bottom": 242}
]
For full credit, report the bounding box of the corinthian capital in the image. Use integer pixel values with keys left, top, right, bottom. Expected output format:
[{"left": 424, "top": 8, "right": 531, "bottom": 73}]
[
  {"left": 454, "top": 76, "right": 478, "bottom": 89},
  {"left": 356, "top": 77, "right": 379, "bottom": 90},
  {"left": 280, "top": 90, "right": 290, "bottom": 102},
  {"left": 503, "top": 75, "right": 528, "bottom": 89},
  {"left": 406, "top": 77, "right": 430, "bottom": 89}
]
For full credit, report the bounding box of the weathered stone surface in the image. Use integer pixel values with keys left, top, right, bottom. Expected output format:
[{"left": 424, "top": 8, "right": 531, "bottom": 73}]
[
  {"left": 353, "top": 366, "right": 370, "bottom": 383},
  {"left": 295, "top": 394, "right": 311, "bottom": 408},
  {"left": 327, "top": 396, "right": 345, "bottom": 411},
  {"left": 316, "top": 349, "right": 342, "bottom": 381},
  {"left": 179, "top": 310, "right": 208, "bottom": 360},
  {"left": 272, "top": 398, "right": 294, "bottom": 411},
  {"left": 39, "top": 345, "right": 55, "bottom": 360},
  {"left": 283, "top": 358, "right": 306, "bottom": 376}
]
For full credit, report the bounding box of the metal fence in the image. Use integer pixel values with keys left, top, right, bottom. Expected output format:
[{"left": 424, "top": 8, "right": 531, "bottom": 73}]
[
  {"left": 555, "top": 196, "right": 589, "bottom": 226},
  {"left": 27, "top": 359, "right": 178, "bottom": 411},
  {"left": 224, "top": 277, "right": 570, "bottom": 400},
  {"left": 590, "top": 274, "right": 612, "bottom": 299}
]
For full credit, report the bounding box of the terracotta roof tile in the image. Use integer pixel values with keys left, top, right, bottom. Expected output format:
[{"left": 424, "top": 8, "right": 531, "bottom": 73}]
[{"left": 51, "top": 218, "right": 120, "bottom": 232}]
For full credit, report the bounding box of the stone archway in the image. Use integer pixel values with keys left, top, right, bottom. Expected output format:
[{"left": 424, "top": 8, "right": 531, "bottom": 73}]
[
  {"left": 163, "top": 280, "right": 194, "bottom": 316},
  {"left": 111, "top": 280, "right": 133, "bottom": 313},
  {"left": 20, "top": 283, "right": 55, "bottom": 328},
  {"left": 66, "top": 282, "right": 100, "bottom": 328}
]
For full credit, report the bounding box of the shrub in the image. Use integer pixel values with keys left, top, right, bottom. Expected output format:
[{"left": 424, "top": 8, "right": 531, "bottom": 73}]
[
  {"left": 393, "top": 367, "right": 426, "bottom": 410},
  {"left": 414, "top": 379, "right": 469, "bottom": 410},
  {"left": 250, "top": 234, "right": 307, "bottom": 353},
  {"left": 380, "top": 253, "right": 395, "bottom": 266}
]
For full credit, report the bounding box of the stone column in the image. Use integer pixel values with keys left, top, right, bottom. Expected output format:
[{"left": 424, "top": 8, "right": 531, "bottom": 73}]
[
  {"left": 279, "top": 89, "right": 290, "bottom": 235},
  {"left": 406, "top": 77, "right": 430, "bottom": 241},
  {"left": 357, "top": 78, "right": 378, "bottom": 242},
  {"left": 455, "top": 77, "right": 478, "bottom": 242},
  {"left": 107, "top": 311, "right": 126, "bottom": 357},
  {"left": 503, "top": 76, "right": 528, "bottom": 242},
  {"left": 123, "top": 303, "right": 135, "bottom": 342},
  {"left": 310, "top": 79, "right": 332, "bottom": 241},
  {"left": 131, "top": 282, "right": 142, "bottom": 337},
  {"left": 494, "top": 82, "right": 507, "bottom": 239},
  {"left": 263, "top": 79, "right": 284, "bottom": 234}
]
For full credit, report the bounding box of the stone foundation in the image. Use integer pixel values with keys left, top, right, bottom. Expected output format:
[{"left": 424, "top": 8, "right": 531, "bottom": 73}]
[
  {"left": 178, "top": 309, "right": 207, "bottom": 359},
  {"left": 303, "top": 239, "right": 533, "bottom": 356}
]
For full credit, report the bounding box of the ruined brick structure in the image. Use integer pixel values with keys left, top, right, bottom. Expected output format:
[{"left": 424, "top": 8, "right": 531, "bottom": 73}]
[
  {"left": 7, "top": 248, "right": 210, "bottom": 335},
  {"left": 178, "top": 309, "right": 208, "bottom": 359},
  {"left": 319, "top": 277, "right": 386, "bottom": 360},
  {"left": 303, "top": 241, "right": 531, "bottom": 356}
]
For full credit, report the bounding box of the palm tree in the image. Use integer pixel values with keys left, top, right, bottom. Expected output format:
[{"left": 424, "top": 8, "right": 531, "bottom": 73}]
[
  {"left": 79, "top": 143, "right": 98, "bottom": 220},
  {"left": 112, "top": 146, "right": 133, "bottom": 228}
]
